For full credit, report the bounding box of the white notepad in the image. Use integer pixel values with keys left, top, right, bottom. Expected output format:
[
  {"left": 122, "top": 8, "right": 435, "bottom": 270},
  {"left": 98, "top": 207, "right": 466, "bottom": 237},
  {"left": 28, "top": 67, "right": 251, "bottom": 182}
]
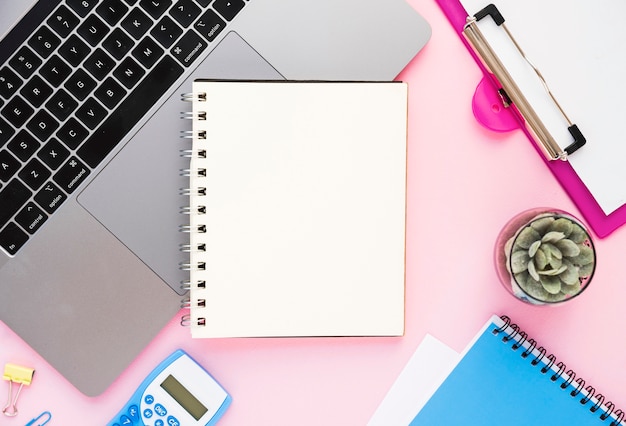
[{"left": 184, "top": 80, "right": 408, "bottom": 338}]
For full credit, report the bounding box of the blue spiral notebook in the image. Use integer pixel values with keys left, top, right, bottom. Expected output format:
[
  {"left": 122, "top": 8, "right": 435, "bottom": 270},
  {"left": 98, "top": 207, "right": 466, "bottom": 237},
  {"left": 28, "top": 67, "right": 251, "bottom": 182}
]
[{"left": 410, "top": 315, "right": 625, "bottom": 425}]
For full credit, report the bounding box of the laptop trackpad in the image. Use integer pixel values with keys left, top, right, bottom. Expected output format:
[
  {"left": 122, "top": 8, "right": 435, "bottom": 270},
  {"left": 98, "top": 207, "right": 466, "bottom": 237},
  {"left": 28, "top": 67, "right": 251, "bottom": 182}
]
[{"left": 77, "top": 32, "right": 283, "bottom": 294}]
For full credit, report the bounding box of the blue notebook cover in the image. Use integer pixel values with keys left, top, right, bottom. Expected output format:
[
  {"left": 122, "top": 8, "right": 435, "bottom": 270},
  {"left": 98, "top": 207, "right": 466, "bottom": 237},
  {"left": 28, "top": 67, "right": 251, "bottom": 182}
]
[{"left": 410, "top": 315, "right": 624, "bottom": 425}]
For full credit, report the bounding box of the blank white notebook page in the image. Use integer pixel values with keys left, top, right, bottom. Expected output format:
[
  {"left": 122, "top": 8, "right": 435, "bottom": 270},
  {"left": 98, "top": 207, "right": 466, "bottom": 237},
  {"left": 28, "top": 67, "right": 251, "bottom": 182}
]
[{"left": 188, "top": 81, "right": 408, "bottom": 338}]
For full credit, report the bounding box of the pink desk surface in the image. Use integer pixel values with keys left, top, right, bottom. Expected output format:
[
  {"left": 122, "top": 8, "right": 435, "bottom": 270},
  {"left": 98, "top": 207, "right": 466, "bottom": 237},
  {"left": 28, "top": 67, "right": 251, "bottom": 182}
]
[{"left": 3, "top": 1, "right": 626, "bottom": 424}]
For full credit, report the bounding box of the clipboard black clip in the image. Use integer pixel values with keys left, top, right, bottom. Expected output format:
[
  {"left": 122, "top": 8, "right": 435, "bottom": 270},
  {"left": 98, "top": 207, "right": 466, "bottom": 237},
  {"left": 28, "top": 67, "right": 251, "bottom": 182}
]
[{"left": 462, "top": 4, "right": 586, "bottom": 161}]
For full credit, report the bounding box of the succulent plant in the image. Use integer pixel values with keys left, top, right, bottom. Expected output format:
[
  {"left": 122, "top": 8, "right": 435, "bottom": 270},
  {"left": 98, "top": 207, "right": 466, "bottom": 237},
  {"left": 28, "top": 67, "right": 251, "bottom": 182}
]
[{"left": 505, "top": 214, "right": 595, "bottom": 303}]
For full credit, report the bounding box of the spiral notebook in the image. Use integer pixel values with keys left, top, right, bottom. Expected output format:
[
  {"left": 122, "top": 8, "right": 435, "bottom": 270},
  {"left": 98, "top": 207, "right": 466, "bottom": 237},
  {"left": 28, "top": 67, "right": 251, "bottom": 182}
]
[
  {"left": 410, "top": 315, "right": 625, "bottom": 425},
  {"left": 181, "top": 80, "right": 408, "bottom": 338}
]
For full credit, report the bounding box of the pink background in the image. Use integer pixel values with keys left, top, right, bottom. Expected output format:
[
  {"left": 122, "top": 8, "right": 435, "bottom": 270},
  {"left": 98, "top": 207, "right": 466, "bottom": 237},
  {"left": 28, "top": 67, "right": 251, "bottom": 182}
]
[{"left": 2, "top": 1, "right": 626, "bottom": 424}]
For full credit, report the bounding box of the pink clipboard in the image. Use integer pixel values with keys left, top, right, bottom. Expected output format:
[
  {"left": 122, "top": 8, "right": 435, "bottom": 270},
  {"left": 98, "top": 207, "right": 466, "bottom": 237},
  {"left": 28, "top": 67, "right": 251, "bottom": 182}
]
[{"left": 436, "top": 0, "right": 626, "bottom": 238}]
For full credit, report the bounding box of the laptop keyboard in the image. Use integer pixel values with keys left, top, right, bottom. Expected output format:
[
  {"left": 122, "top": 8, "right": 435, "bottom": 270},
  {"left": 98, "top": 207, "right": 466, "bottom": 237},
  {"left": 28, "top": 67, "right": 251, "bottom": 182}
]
[{"left": 0, "top": 0, "right": 248, "bottom": 255}]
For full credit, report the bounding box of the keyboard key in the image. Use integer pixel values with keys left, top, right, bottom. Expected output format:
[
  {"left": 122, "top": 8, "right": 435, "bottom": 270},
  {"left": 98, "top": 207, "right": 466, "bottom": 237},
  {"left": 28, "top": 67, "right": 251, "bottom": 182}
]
[
  {"left": 77, "top": 56, "right": 183, "bottom": 168},
  {"left": 84, "top": 48, "right": 116, "bottom": 80},
  {"left": 35, "top": 182, "right": 67, "bottom": 214},
  {"left": 152, "top": 16, "right": 183, "bottom": 48},
  {"left": 0, "top": 222, "right": 29, "bottom": 255},
  {"left": 0, "top": 179, "right": 32, "bottom": 227},
  {"left": 26, "top": 110, "right": 59, "bottom": 142},
  {"left": 113, "top": 57, "right": 145, "bottom": 89},
  {"left": 46, "top": 89, "right": 79, "bottom": 121},
  {"left": 2, "top": 96, "right": 34, "bottom": 127},
  {"left": 194, "top": 9, "right": 225, "bottom": 42},
  {"left": 28, "top": 26, "right": 61, "bottom": 59},
  {"left": 0, "top": 150, "right": 20, "bottom": 182},
  {"left": 65, "top": 69, "right": 97, "bottom": 100},
  {"left": 213, "top": 0, "right": 245, "bottom": 21},
  {"left": 94, "top": 77, "right": 127, "bottom": 109},
  {"left": 103, "top": 28, "right": 135, "bottom": 60},
  {"left": 9, "top": 46, "right": 42, "bottom": 79},
  {"left": 170, "top": 0, "right": 201, "bottom": 28},
  {"left": 121, "top": 8, "right": 153, "bottom": 40},
  {"left": 38, "top": 138, "right": 70, "bottom": 170},
  {"left": 7, "top": 130, "right": 40, "bottom": 162},
  {"left": 132, "top": 37, "right": 164, "bottom": 68},
  {"left": 78, "top": 14, "right": 111, "bottom": 47},
  {"left": 20, "top": 75, "right": 54, "bottom": 107},
  {"left": 19, "top": 158, "right": 52, "bottom": 190},
  {"left": 59, "top": 35, "right": 92, "bottom": 67},
  {"left": 96, "top": 0, "right": 130, "bottom": 25},
  {"left": 171, "top": 31, "right": 207, "bottom": 67},
  {"left": 53, "top": 157, "right": 90, "bottom": 194},
  {"left": 40, "top": 55, "right": 72, "bottom": 87},
  {"left": 47, "top": 5, "right": 80, "bottom": 38},
  {"left": 15, "top": 202, "right": 48, "bottom": 235},
  {"left": 0, "top": 117, "right": 16, "bottom": 145},
  {"left": 56, "top": 118, "right": 89, "bottom": 149},
  {"left": 0, "top": 67, "right": 23, "bottom": 99},
  {"left": 140, "top": 0, "right": 173, "bottom": 19},
  {"left": 76, "top": 97, "right": 107, "bottom": 129},
  {"left": 67, "top": 0, "right": 98, "bottom": 17}
]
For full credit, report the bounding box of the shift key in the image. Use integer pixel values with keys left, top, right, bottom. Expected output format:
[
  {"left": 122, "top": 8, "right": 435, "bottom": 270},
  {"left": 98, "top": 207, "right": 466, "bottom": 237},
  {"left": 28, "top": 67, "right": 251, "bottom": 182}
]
[{"left": 53, "top": 156, "right": 90, "bottom": 194}]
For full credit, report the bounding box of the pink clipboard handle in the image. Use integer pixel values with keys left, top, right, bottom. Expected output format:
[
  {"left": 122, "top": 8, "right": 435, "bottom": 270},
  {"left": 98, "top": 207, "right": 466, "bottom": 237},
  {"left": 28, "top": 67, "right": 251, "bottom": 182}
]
[{"left": 435, "top": 0, "right": 626, "bottom": 238}]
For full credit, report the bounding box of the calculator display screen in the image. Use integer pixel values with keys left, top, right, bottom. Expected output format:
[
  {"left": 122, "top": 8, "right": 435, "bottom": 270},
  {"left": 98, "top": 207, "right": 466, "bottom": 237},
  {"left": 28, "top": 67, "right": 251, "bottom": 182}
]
[{"left": 160, "top": 374, "right": 208, "bottom": 420}]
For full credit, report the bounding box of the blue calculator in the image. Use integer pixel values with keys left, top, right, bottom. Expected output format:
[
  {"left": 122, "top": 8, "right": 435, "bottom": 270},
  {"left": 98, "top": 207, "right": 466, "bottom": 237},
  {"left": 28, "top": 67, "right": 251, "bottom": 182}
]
[{"left": 108, "top": 350, "right": 231, "bottom": 426}]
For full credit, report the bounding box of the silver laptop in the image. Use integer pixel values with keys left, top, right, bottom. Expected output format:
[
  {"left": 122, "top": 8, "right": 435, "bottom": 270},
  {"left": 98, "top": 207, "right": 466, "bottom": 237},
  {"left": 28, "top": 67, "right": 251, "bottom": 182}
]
[{"left": 0, "top": 0, "right": 430, "bottom": 396}]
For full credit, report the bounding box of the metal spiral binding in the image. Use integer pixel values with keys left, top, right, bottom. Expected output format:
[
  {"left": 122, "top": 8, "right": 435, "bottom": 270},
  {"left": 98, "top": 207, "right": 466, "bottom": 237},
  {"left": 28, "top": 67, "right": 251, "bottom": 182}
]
[
  {"left": 181, "top": 92, "right": 207, "bottom": 102},
  {"left": 179, "top": 92, "right": 209, "bottom": 329},
  {"left": 180, "top": 130, "right": 206, "bottom": 139},
  {"left": 495, "top": 316, "right": 625, "bottom": 425},
  {"left": 180, "top": 111, "right": 207, "bottom": 120}
]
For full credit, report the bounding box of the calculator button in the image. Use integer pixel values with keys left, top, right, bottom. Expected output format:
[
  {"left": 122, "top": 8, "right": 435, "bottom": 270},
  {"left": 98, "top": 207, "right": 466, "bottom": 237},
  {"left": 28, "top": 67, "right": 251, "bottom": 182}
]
[
  {"left": 128, "top": 404, "right": 140, "bottom": 421},
  {"left": 154, "top": 403, "right": 167, "bottom": 416},
  {"left": 119, "top": 414, "right": 132, "bottom": 425},
  {"left": 143, "top": 408, "right": 153, "bottom": 418},
  {"left": 144, "top": 394, "right": 154, "bottom": 404},
  {"left": 155, "top": 420, "right": 165, "bottom": 426},
  {"left": 167, "top": 415, "right": 180, "bottom": 426}
]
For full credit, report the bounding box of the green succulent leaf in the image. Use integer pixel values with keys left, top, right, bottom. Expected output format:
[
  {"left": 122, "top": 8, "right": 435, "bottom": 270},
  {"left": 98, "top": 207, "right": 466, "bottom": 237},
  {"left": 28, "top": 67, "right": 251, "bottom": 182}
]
[
  {"left": 511, "top": 250, "right": 530, "bottom": 274},
  {"left": 530, "top": 217, "right": 555, "bottom": 234},
  {"left": 561, "top": 282, "right": 581, "bottom": 296},
  {"left": 548, "top": 254, "right": 562, "bottom": 270},
  {"left": 538, "top": 265, "right": 567, "bottom": 276},
  {"left": 528, "top": 240, "right": 541, "bottom": 257},
  {"left": 516, "top": 226, "right": 541, "bottom": 249},
  {"left": 559, "top": 264, "right": 579, "bottom": 285},
  {"left": 540, "top": 274, "right": 562, "bottom": 294},
  {"left": 579, "top": 263, "right": 594, "bottom": 277},
  {"left": 534, "top": 247, "right": 548, "bottom": 270},
  {"left": 542, "top": 243, "right": 562, "bottom": 260},
  {"left": 570, "top": 245, "right": 594, "bottom": 265},
  {"left": 519, "top": 275, "right": 550, "bottom": 300},
  {"left": 568, "top": 224, "right": 587, "bottom": 244},
  {"left": 548, "top": 218, "right": 573, "bottom": 237},
  {"left": 555, "top": 239, "right": 580, "bottom": 257},
  {"left": 542, "top": 231, "right": 566, "bottom": 244},
  {"left": 528, "top": 258, "right": 539, "bottom": 281}
]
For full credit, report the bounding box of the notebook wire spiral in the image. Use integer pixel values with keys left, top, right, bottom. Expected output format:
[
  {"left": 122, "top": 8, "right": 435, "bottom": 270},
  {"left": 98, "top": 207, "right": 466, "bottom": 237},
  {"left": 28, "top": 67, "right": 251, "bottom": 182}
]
[
  {"left": 495, "top": 315, "right": 624, "bottom": 425},
  {"left": 179, "top": 91, "right": 208, "bottom": 329}
]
